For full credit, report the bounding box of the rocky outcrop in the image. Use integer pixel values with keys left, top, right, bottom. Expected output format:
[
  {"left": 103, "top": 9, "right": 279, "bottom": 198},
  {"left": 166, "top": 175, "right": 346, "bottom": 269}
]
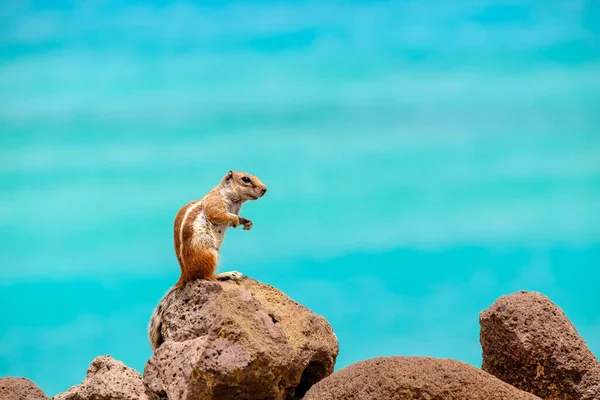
[
  {"left": 480, "top": 290, "right": 600, "bottom": 400},
  {"left": 0, "top": 377, "right": 49, "bottom": 400},
  {"left": 54, "top": 355, "right": 150, "bottom": 400},
  {"left": 143, "top": 277, "right": 338, "bottom": 400},
  {"left": 9, "top": 281, "right": 598, "bottom": 400},
  {"left": 303, "top": 356, "right": 542, "bottom": 400}
]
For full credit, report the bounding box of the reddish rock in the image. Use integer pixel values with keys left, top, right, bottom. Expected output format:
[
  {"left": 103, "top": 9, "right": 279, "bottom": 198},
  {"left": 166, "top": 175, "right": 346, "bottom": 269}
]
[
  {"left": 303, "top": 356, "right": 542, "bottom": 400},
  {"left": 0, "top": 377, "right": 49, "bottom": 400},
  {"left": 143, "top": 277, "right": 338, "bottom": 400},
  {"left": 53, "top": 355, "right": 150, "bottom": 400},
  {"left": 480, "top": 291, "right": 600, "bottom": 400}
]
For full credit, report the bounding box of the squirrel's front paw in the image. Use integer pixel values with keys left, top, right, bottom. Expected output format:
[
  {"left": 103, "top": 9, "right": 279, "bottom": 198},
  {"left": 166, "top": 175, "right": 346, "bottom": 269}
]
[{"left": 239, "top": 217, "right": 253, "bottom": 230}]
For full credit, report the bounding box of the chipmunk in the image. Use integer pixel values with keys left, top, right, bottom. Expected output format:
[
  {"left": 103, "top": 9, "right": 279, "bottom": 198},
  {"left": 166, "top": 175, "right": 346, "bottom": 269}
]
[{"left": 148, "top": 170, "right": 267, "bottom": 352}]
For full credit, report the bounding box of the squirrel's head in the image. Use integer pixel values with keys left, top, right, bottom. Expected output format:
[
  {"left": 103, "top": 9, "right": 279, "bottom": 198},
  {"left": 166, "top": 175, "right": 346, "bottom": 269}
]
[{"left": 221, "top": 170, "right": 267, "bottom": 201}]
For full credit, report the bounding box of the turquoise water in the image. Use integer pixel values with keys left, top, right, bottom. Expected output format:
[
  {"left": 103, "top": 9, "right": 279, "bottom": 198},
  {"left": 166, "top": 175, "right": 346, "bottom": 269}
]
[{"left": 1, "top": 0, "right": 599, "bottom": 396}]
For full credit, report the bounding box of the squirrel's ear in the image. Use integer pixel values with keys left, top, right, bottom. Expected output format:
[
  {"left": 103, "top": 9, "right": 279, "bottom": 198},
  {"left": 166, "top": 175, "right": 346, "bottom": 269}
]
[{"left": 225, "top": 170, "right": 233, "bottom": 181}]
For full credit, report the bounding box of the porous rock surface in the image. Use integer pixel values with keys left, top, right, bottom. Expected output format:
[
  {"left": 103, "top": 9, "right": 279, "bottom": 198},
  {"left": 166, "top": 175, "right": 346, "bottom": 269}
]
[
  {"left": 480, "top": 290, "right": 600, "bottom": 400},
  {"left": 303, "top": 356, "right": 542, "bottom": 400},
  {"left": 54, "top": 355, "right": 150, "bottom": 400},
  {"left": 143, "top": 276, "right": 338, "bottom": 400},
  {"left": 0, "top": 377, "right": 49, "bottom": 400}
]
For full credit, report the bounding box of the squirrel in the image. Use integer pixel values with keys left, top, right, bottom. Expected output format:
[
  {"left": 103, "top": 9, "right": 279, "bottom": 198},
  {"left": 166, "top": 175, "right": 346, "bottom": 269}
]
[{"left": 148, "top": 170, "right": 267, "bottom": 352}]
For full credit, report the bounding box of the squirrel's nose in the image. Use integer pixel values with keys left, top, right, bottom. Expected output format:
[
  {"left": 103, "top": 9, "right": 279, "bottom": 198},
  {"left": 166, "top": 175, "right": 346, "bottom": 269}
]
[{"left": 262, "top": 188, "right": 267, "bottom": 194}]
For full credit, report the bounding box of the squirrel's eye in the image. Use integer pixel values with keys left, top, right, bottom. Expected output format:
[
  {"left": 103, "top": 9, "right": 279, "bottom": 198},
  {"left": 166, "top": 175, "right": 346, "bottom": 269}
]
[{"left": 241, "top": 176, "right": 252, "bottom": 184}]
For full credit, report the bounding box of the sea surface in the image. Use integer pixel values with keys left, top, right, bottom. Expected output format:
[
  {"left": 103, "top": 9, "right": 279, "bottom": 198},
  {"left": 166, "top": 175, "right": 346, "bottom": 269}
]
[{"left": 1, "top": 0, "right": 599, "bottom": 396}]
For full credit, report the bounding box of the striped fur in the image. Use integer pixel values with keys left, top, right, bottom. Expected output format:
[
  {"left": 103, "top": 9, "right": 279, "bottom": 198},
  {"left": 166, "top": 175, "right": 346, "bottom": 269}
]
[{"left": 148, "top": 170, "right": 267, "bottom": 352}]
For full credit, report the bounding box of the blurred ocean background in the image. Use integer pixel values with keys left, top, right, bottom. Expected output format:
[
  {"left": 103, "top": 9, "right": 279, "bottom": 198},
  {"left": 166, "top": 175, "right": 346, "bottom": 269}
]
[{"left": 1, "top": 0, "right": 599, "bottom": 396}]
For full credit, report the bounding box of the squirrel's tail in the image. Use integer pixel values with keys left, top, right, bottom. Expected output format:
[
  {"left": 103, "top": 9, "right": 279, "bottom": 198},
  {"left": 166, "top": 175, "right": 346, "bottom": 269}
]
[{"left": 148, "top": 285, "right": 181, "bottom": 353}]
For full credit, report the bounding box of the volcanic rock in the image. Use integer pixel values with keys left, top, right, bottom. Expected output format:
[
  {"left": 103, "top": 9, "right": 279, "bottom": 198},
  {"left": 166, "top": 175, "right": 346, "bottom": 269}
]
[
  {"left": 54, "top": 355, "right": 150, "bottom": 400},
  {"left": 303, "top": 356, "right": 542, "bottom": 400},
  {"left": 480, "top": 290, "right": 600, "bottom": 400},
  {"left": 143, "top": 276, "right": 338, "bottom": 400},
  {"left": 0, "top": 377, "right": 49, "bottom": 400}
]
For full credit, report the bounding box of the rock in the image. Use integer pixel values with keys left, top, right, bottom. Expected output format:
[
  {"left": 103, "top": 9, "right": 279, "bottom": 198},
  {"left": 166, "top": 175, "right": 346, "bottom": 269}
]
[
  {"left": 54, "top": 355, "right": 150, "bottom": 400},
  {"left": 143, "top": 277, "right": 338, "bottom": 400},
  {"left": 0, "top": 377, "right": 49, "bottom": 400},
  {"left": 303, "top": 356, "right": 542, "bottom": 400},
  {"left": 480, "top": 290, "right": 600, "bottom": 400}
]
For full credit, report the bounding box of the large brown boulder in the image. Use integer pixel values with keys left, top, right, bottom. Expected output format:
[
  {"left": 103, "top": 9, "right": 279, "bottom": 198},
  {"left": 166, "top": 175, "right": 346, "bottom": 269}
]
[
  {"left": 480, "top": 290, "right": 600, "bottom": 400},
  {"left": 143, "top": 277, "right": 338, "bottom": 400},
  {"left": 54, "top": 355, "right": 150, "bottom": 400},
  {"left": 0, "top": 377, "right": 49, "bottom": 400},
  {"left": 303, "top": 356, "right": 542, "bottom": 399}
]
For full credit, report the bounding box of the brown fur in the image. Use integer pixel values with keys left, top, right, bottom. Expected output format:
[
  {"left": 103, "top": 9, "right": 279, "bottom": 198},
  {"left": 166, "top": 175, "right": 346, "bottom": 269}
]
[
  {"left": 173, "top": 200, "right": 196, "bottom": 278},
  {"left": 148, "top": 170, "right": 267, "bottom": 352},
  {"left": 176, "top": 247, "right": 218, "bottom": 285},
  {"left": 173, "top": 170, "right": 266, "bottom": 287}
]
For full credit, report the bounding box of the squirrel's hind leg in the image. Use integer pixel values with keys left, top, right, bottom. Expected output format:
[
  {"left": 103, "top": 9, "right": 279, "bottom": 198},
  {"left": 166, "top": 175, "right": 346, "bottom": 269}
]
[
  {"left": 177, "top": 246, "right": 220, "bottom": 284},
  {"left": 215, "top": 271, "right": 244, "bottom": 281}
]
